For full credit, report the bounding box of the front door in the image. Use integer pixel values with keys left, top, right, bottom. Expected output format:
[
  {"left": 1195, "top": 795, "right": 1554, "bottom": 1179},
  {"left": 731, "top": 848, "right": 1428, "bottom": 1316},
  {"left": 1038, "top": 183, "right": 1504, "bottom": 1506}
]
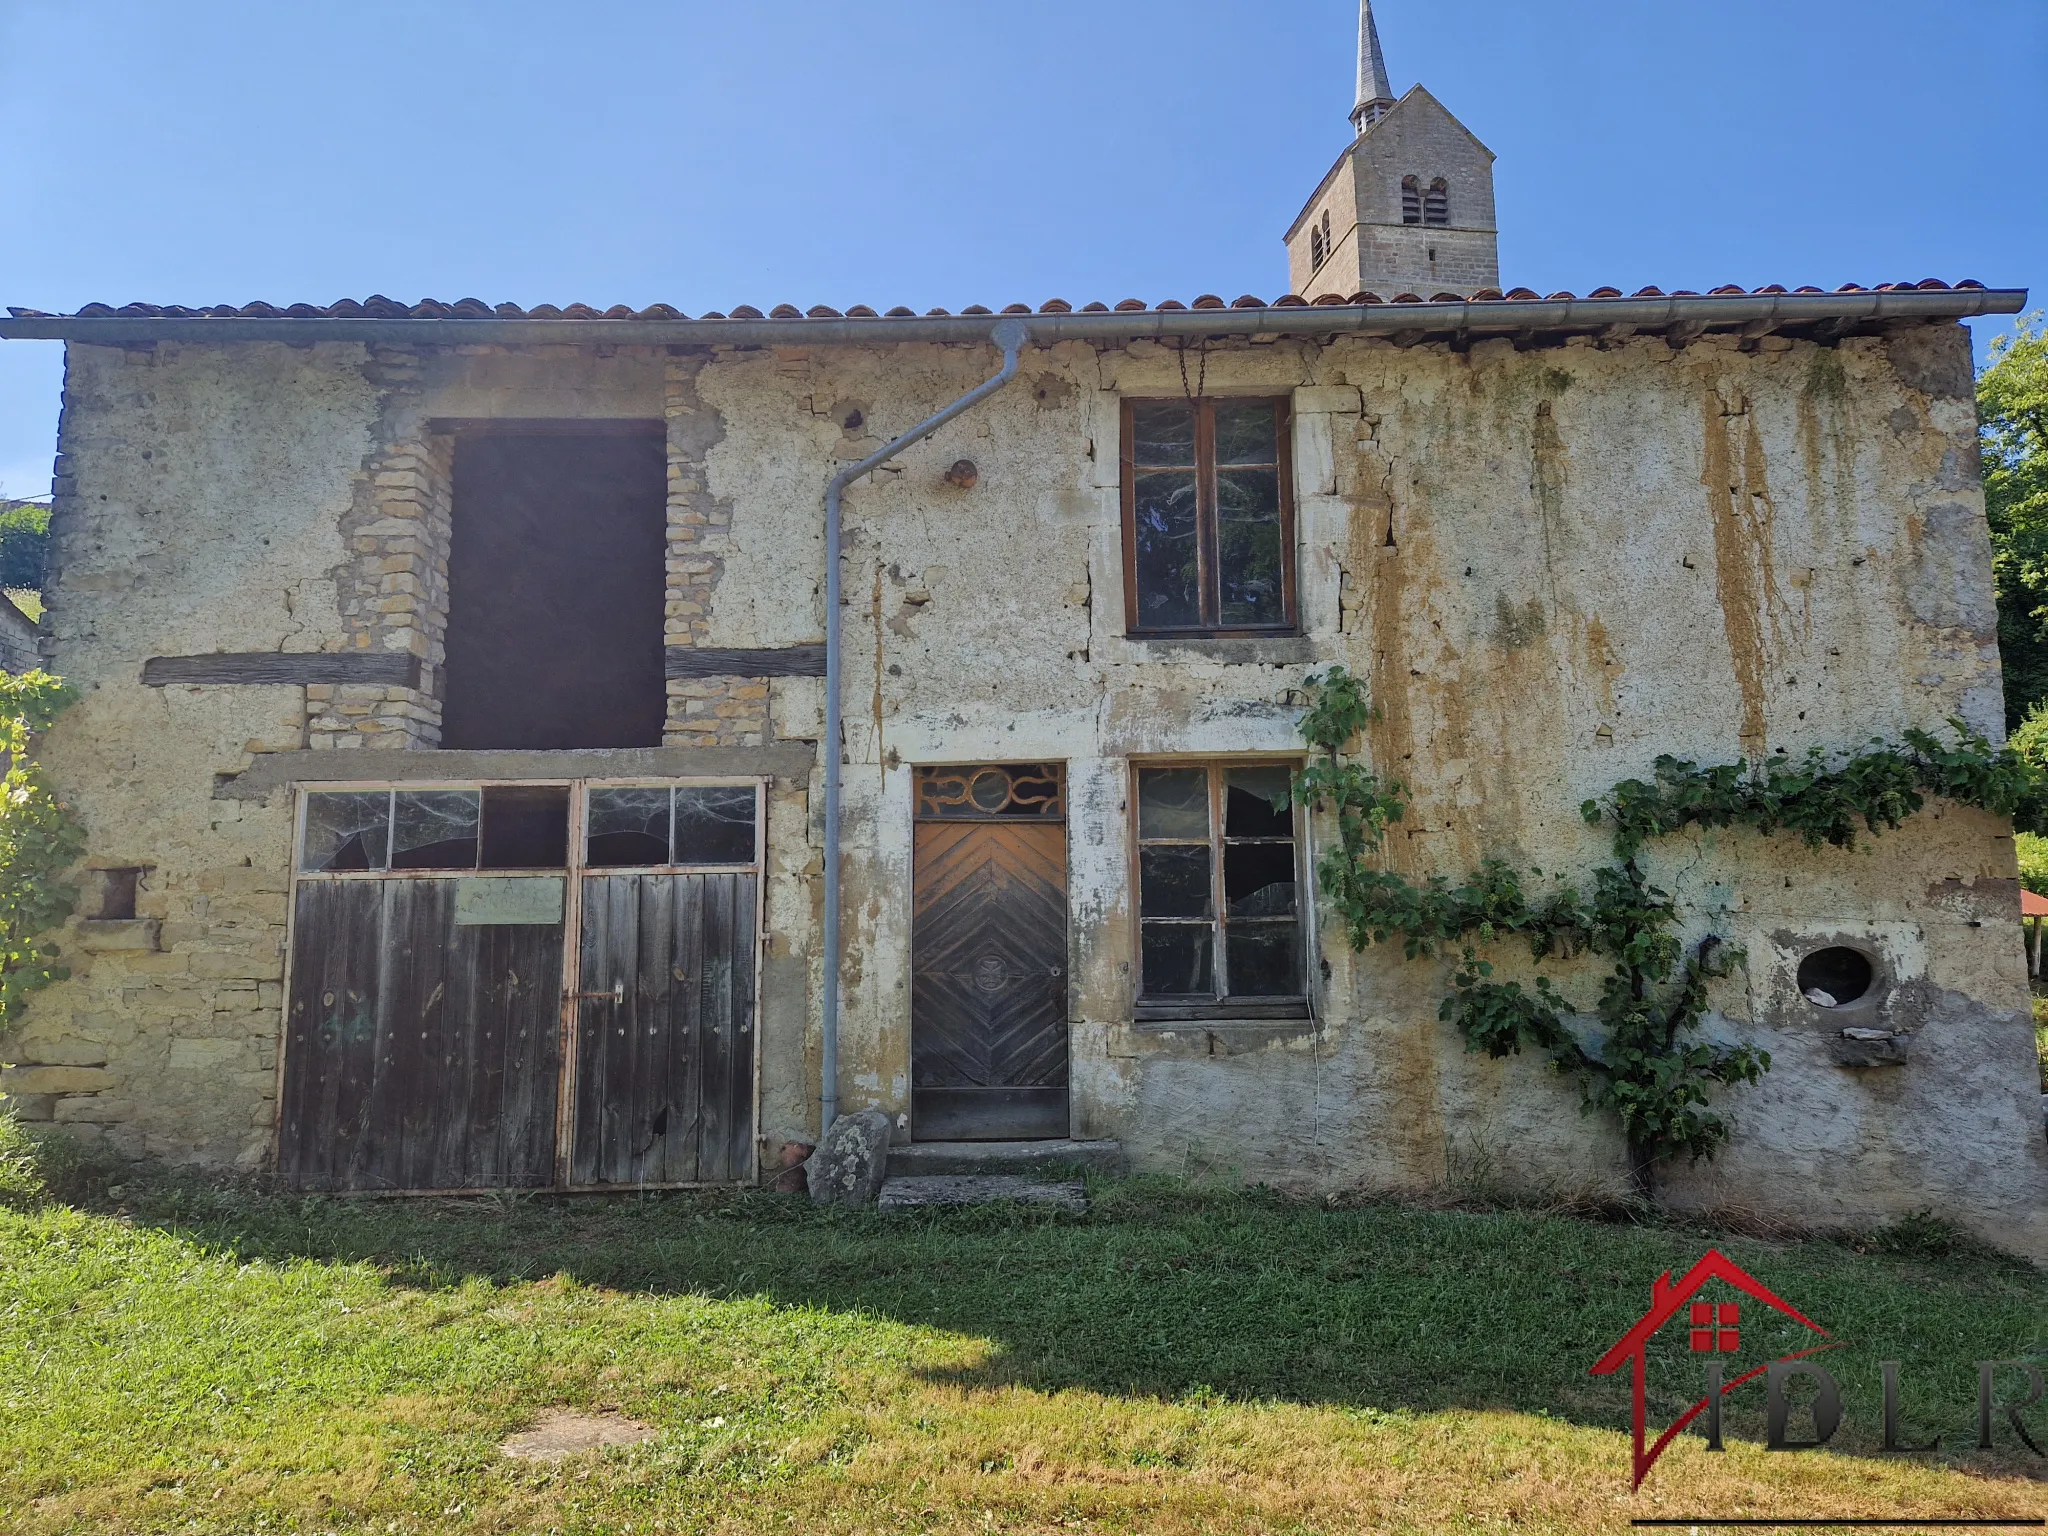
[{"left": 910, "top": 764, "right": 1069, "bottom": 1141}]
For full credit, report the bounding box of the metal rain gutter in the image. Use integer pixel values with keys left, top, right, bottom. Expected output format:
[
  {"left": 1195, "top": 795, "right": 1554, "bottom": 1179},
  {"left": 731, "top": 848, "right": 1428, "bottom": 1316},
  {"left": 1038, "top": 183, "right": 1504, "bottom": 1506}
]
[
  {"left": 0, "top": 288, "right": 2025, "bottom": 349},
  {"left": 817, "top": 315, "right": 1030, "bottom": 1133}
]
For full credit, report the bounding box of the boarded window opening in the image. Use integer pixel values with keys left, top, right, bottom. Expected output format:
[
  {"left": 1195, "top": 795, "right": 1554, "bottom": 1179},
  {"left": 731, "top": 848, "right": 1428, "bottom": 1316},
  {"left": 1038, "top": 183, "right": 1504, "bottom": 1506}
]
[
  {"left": 442, "top": 431, "right": 667, "bottom": 750},
  {"left": 1401, "top": 175, "right": 1422, "bottom": 225}
]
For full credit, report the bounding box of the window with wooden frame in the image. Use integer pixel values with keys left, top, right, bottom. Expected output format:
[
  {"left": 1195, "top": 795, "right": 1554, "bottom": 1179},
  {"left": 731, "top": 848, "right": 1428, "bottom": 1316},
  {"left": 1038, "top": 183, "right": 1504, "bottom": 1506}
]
[
  {"left": 1133, "top": 763, "right": 1306, "bottom": 1020},
  {"left": 1121, "top": 397, "right": 1296, "bottom": 636}
]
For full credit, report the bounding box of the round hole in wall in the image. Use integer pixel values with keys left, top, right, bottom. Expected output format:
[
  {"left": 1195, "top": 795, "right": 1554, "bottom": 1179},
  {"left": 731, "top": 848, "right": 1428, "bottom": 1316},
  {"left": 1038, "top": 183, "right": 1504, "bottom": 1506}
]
[{"left": 1797, "top": 946, "right": 1875, "bottom": 1008}]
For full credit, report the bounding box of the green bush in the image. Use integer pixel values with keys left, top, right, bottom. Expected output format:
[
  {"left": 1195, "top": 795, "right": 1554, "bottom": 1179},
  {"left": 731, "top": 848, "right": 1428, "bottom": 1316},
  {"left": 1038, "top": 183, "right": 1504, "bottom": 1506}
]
[
  {"left": 2018, "top": 831, "right": 2048, "bottom": 894},
  {"left": 0, "top": 501, "right": 49, "bottom": 592},
  {"left": 0, "top": 672, "right": 82, "bottom": 1025}
]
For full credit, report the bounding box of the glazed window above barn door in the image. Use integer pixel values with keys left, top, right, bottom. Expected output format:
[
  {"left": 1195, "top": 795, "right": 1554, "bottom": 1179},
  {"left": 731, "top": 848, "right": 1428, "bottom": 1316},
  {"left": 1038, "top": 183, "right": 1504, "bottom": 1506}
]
[
  {"left": 1121, "top": 398, "right": 1296, "bottom": 636},
  {"left": 298, "top": 786, "right": 571, "bottom": 873},
  {"left": 1133, "top": 763, "right": 1307, "bottom": 1020}
]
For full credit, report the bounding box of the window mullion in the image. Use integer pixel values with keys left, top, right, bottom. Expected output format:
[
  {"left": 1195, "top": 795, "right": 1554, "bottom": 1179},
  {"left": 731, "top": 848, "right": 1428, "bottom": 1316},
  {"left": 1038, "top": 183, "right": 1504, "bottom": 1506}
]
[{"left": 1210, "top": 764, "right": 1228, "bottom": 1001}]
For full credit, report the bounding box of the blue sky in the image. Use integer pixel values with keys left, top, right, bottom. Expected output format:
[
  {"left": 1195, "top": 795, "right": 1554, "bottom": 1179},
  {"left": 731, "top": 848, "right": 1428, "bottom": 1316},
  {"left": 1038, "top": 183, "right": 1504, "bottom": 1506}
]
[{"left": 1, "top": 0, "right": 2042, "bottom": 500}]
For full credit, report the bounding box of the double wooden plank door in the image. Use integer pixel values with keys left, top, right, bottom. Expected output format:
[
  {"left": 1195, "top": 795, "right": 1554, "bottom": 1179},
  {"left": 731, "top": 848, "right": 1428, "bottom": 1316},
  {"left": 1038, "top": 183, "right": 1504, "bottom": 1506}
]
[
  {"left": 278, "top": 784, "right": 758, "bottom": 1192},
  {"left": 910, "top": 764, "right": 1070, "bottom": 1141}
]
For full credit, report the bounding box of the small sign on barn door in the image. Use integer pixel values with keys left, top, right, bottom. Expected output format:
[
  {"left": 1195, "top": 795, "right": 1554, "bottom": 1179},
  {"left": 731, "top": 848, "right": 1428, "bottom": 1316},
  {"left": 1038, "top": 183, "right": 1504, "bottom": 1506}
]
[
  {"left": 278, "top": 781, "right": 762, "bottom": 1193},
  {"left": 910, "top": 764, "right": 1071, "bottom": 1142}
]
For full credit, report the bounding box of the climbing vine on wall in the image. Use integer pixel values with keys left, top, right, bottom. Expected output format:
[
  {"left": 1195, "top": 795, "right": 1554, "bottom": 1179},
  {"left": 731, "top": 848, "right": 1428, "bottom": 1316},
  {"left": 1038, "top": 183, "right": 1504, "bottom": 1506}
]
[
  {"left": 0, "top": 673, "right": 81, "bottom": 1029},
  {"left": 1286, "top": 667, "right": 2039, "bottom": 1198}
]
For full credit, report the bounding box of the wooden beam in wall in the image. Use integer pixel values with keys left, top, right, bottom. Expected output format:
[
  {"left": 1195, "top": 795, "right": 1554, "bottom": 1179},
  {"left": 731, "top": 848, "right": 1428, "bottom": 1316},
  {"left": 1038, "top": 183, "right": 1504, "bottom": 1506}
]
[
  {"left": 142, "top": 653, "right": 424, "bottom": 688},
  {"left": 664, "top": 645, "right": 827, "bottom": 680}
]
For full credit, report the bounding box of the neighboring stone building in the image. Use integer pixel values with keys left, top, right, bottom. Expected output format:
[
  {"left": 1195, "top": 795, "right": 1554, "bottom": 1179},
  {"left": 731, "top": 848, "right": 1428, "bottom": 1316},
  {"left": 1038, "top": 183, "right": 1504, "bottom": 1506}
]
[
  {"left": 0, "top": 591, "right": 41, "bottom": 675},
  {"left": 0, "top": 4, "right": 2042, "bottom": 1255}
]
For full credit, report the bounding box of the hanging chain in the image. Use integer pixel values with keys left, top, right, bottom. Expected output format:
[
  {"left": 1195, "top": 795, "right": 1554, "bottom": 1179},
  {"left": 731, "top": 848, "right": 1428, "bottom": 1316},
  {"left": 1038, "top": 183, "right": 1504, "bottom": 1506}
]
[{"left": 1176, "top": 338, "right": 1210, "bottom": 401}]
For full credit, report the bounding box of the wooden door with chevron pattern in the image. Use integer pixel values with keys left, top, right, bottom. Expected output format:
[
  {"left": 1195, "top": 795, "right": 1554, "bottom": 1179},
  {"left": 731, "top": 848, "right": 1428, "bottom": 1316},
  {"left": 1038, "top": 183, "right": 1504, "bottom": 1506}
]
[{"left": 910, "top": 764, "right": 1069, "bottom": 1141}]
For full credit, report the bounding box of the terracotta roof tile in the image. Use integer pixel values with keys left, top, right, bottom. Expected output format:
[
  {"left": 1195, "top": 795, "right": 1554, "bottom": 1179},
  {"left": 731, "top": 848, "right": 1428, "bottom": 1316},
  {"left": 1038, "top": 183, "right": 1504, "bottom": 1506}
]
[{"left": 6, "top": 282, "right": 2016, "bottom": 339}]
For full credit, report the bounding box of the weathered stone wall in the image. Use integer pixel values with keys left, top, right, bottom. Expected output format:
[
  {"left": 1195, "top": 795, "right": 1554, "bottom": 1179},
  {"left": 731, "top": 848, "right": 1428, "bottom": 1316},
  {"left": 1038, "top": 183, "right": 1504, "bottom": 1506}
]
[
  {"left": 699, "top": 322, "right": 2040, "bottom": 1257},
  {"left": 6, "top": 340, "right": 374, "bottom": 1161},
  {"left": 6, "top": 322, "right": 2041, "bottom": 1259}
]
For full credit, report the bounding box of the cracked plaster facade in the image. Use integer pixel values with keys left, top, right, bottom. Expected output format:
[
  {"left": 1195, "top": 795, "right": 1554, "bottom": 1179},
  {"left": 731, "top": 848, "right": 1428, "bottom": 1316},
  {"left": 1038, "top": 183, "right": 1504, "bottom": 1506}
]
[{"left": 3, "top": 322, "right": 2044, "bottom": 1258}]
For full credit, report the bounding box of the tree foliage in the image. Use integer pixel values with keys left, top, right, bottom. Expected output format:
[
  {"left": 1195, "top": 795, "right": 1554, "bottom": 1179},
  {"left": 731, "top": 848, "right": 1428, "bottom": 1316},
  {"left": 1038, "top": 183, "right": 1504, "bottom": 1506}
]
[
  {"left": 0, "top": 673, "right": 81, "bottom": 1027},
  {"left": 1287, "top": 671, "right": 2039, "bottom": 1199},
  {"left": 1981, "top": 315, "right": 2048, "bottom": 727},
  {"left": 0, "top": 502, "right": 50, "bottom": 594}
]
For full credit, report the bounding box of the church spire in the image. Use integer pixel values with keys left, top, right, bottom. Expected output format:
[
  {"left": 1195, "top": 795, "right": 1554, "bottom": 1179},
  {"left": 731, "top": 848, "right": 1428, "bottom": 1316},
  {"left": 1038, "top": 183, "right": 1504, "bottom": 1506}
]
[{"left": 1351, "top": 0, "right": 1397, "bottom": 134}]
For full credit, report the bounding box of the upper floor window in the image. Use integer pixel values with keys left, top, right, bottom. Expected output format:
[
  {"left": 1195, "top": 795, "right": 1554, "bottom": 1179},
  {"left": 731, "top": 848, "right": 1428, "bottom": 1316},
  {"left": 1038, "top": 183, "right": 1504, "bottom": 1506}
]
[
  {"left": 1122, "top": 397, "right": 1296, "bottom": 636},
  {"left": 1424, "top": 177, "right": 1450, "bottom": 227},
  {"left": 1401, "top": 175, "right": 1422, "bottom": 225}
]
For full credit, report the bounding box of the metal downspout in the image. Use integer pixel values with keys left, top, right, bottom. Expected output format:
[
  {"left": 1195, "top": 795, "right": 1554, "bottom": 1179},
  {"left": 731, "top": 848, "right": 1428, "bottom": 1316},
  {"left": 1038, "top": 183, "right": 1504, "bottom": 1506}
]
[{"left": 819, "top": 315, "right": 1030, "bottom": 1132}]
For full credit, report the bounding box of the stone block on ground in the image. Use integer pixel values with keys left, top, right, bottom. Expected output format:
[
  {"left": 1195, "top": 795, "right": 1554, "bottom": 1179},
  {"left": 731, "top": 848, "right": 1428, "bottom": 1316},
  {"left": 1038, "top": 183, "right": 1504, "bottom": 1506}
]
[
  {"left": 803, "top": 1109, "right": 892, "bottom": 1207},
  {"left": 877, "top": 1175, "right": 1088, "bottom": 1214}
]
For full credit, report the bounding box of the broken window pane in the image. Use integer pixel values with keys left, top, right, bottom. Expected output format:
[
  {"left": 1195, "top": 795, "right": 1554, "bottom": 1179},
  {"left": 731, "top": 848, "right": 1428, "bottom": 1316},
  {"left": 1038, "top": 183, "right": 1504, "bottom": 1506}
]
[
  {"left": 301, "top": 792, "right": 390, "bottom": 873},
  {"left": 1226, "top": 921, "right": 1300, "bottom": 997},
  {"left": 1130, "top": 400, "right": 1197, "bottom": 467},
  {"left": 1216, "top": 467, "right": 1284, "bottom": 627},
  {"left": 1140, "top": 845, "right": 1212, "bottom": 919},
  {"left": 1137, "top": 768, "right": 1209, "bottom": 841},
  {"left": 1132, "top": 471, "right": 1202, "bottom": 629},
  {"left": 1224, "top": 766, "right": 1294, "bottom": 838},
  {"left": 1213, "top": 400, "right": 1277, "bottom": 466},
  {"left": 391, "top": 790, "right": 480, "bottom": 870},
  {"left": 480, "top": 786, "right": 570, "bottom": 870},
  {"left": 586, "top": 787, "right": 671, "bottom": 868},
  {"left": 1142, "top": 922, "right": 1213, "bottom": 996},
  {"left": 674, "top": 786, "right": 756, "bottom": 865},
  {"left": 1224, "top": 842, "right": 1296, "bottom": 917}
]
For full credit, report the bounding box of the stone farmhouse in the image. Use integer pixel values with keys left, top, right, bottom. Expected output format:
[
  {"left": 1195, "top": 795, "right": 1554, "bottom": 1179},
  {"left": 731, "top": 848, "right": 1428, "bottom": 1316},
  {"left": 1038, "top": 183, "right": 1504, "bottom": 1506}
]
[{"left": 1, "top": 3, "right": 2042, "bottom": 1254}]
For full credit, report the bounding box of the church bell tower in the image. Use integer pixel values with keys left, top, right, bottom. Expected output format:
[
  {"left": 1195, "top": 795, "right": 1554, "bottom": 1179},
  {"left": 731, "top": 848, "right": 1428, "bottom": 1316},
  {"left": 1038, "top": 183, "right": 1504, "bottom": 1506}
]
[{"left": 1284, "top": 1, "right": 1501, "bottom": 301}]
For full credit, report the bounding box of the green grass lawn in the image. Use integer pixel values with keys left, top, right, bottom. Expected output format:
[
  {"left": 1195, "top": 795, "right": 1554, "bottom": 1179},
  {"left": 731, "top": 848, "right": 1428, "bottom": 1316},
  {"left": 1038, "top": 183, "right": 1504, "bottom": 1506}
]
[{"left": 1, "top": 1119, "right": 2043, "bottom": 1535}]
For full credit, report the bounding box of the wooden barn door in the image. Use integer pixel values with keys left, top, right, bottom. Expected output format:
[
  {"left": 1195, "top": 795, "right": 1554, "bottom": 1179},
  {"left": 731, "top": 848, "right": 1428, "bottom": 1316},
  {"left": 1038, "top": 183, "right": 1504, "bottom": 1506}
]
[
  {"left": 279, "top": 877, "right": 563, "bottom": 1191},
  {"left": 910, "top": 764, "right": 1069, "bottom": 1141},
  {"left": 280, "top": 781, "right": 761, "bottom": 1192},
  {"left": 570, "top": 872, "right": 757, "bottom": 1185}
]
